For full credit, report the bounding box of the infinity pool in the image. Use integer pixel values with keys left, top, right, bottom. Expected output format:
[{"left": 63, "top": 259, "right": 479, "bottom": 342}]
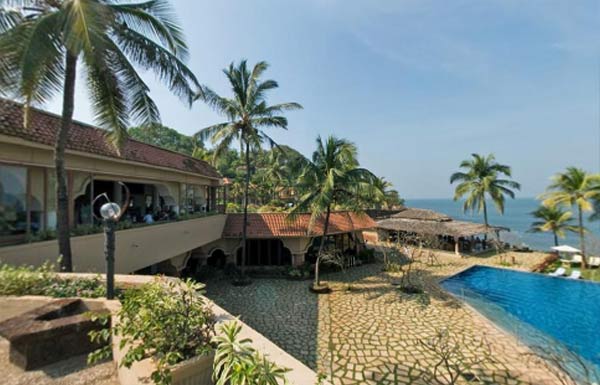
[{"left": 441, "top": 266, "right": 600, "bottom": 370}]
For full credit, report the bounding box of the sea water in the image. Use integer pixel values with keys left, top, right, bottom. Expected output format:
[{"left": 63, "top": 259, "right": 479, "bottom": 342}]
[{"left": 406, "top": 198, "right": 600, "bottom": 252}]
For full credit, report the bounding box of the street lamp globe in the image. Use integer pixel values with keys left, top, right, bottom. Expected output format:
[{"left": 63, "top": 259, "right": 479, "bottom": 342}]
[{"left": 100, "top": 202, "right": 121, "bottom": 221}]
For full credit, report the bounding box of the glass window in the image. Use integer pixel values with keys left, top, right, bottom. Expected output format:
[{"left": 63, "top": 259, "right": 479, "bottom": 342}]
[
  {"left": 46, "top": 171, "right": 56, "bottom": 230},
  {"left": 0, "top": 165, "right": 27, "bottom": 236},
  {"left": 29, "top": 167, "right": 44, "bottom": 233}
]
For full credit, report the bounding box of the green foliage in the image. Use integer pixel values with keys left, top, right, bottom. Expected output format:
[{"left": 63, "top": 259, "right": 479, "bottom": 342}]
[
  {"left": 212, "top": 322, "right": 289, "bottom": 385},
  {"left": 113, "top": 278, "right": 215, "bottom": 385},
  {"left": 450, "top": 153, "right": 520, "bottom": 226},
  {"left": 0, "top": 0, "right": 198, "bottom": 146},
  {"left": 87, "top": 312, "right": 113, "bottom": 365},
  {"left": 129, "top": 124, "right": 199, "bottom": 155},
  {"left": 541, "top": 167, "right": 600, "bottom": 264},
  {"left": 528, "top": 205, "right": 577, "bottom": 245},
  {"left": 0, "top": 262, "right": 107, "bottom": 297},
  {"left": 357, "top": 248, "right": 376, "bottom": 264}
]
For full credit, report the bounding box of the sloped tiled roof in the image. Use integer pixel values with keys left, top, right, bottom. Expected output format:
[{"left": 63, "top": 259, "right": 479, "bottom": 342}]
[
  {"left": 0, "top": 99, "right": 220, "bottom": 179},
  {"left": 222, "top": 212, "right": 377, "bottom": 238}
]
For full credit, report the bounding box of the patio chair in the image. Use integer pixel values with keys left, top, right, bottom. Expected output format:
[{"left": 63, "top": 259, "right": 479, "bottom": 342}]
[
  {"left": 567, "top": 270, "right": 582, "bottom": 280},
  {"left": 588, "top": 256, "right": 600, "bottom": 268},
  {"left": 548, "top": 267, "right": 566, "bottom": 276}
]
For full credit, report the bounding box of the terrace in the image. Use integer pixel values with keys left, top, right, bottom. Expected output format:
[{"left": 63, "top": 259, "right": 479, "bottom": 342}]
[{"left": 205, "top": 247, "right": 568, "bottom": 385}]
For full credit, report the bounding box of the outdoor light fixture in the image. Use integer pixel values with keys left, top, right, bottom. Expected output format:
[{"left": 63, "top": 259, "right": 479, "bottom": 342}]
[{"left": 93, "top": 182, "right": 130, "bottom": 300}]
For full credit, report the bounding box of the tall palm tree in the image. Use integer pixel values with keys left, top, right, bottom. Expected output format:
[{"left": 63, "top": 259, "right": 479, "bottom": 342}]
[
  {"left": 0, "top": 0, "right": 198, "bottom": 271},
  {"left": 450, "top": 153, "right": 521, "bottom": 227},
  {"left": 194, "top": 60, "right": 302, "bottom": 280},
  {"left": 542, "top": 167, "right": 600, "bottom": 267},
  {"left": 291, "top": 136, "right": 380, "bottom": 288},
  {"left": 528, "top": 205, "right": 576, "bottom": 247}
]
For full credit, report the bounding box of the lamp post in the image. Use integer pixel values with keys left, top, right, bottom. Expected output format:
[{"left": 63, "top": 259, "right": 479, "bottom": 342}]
[{"left": 93, "top": 182, "right": 129, "bottom": 300}]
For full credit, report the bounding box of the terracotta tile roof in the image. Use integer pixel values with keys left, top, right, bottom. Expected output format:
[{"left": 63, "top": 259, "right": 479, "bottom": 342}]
[
  {"left": 0, "top": 99, "right": 221, "bottom": 179},
  {"left": 222, "top": 212, "right": 377, "bottom": 238}
]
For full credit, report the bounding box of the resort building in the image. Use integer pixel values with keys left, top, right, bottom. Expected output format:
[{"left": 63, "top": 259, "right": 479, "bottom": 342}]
[
  {"left": 371, "top": 207, "right": 508, "bottom": 255},
  {"left": 0, "top": 99, "right": 226, "bottom": 273},
  {"left": 189, "top": 212, "right": 376, "bottom": 270},
  {"left": 0, "top": 100, "right": 376, "bottom": 274}
]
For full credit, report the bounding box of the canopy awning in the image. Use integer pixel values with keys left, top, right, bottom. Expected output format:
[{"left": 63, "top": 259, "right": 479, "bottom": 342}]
[{"left": 551, "top": 245, "right": 581, "bottom": 253}]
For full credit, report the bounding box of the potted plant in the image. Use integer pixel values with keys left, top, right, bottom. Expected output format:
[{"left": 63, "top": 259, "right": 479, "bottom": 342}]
[
  {"left": 91, "top": 277, "right": 216, "bottom": 385},
  {"left": 212, "top": 321, "right": 289, "bottom": 385}
]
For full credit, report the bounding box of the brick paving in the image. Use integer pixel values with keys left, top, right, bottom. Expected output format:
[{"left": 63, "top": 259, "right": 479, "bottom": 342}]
[{"left": 206, "top": 248, "right": 564, "bottom": 385}]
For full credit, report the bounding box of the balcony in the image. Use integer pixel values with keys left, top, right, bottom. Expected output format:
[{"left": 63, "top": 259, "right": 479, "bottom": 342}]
[{"left": 0, "top": 214, "right": 227, "bottom": 273}]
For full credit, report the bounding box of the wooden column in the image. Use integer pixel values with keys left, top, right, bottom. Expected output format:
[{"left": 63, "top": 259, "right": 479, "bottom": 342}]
[{"left": 454, "top": 236, "right": 460, "bottom": 256}]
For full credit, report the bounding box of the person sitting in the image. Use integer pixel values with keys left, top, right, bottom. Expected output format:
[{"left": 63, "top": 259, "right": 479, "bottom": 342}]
[{"left": 143, "top": 212, "right": 154, "bottom": 224}]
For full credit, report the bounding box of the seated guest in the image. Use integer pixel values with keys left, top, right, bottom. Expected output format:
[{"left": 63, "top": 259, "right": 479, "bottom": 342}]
[{"left": 143, "top": 212, "right": 154, "bottom": 224}]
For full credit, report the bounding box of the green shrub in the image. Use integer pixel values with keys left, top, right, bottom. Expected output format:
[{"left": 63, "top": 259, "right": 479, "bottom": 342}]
[
  {"left": 357, "top": 248, "right": 376, "bottom": 264},
  {"left": 0, "top": 262, "right": 54, "bottom": 295},
  {"left": 0, "top": 262, "right": 107, "bottom": 298},
  {"left": 112, "top": 278, "right": 215, "bottom": 385},
  {"left": 212, "top": 322, "right": 289, "bottom": 385}
]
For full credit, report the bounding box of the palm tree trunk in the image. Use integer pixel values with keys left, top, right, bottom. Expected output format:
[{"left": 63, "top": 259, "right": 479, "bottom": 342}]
[
  {"left": 240, "top": 138, "right": 250, "bottom": 278},
  {"left": 483, "top": 200, "right": 489, "bottom": 227},
  {"left": 315, "top": 205, "right": 331, "bottom": 287},
  {"left": 553, "top": 231, "right": 558, "bottom": 247},
  {"left": 577, "top": 204, "right": 588, "bottom": 268},
  {"left": 55, "top": 52, "right": 77, "bottom": 272}
]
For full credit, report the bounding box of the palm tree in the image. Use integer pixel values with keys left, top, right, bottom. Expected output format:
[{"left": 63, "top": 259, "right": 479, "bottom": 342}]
[
  {"left": 291, "top": 136, "right": 380, "bottom": 288},
  {"left": 194, "top": 60, "right": 302, "bottom": 280},
  {"left": 450, "top": 153, "right": 521, "bottom": 227},
  {"left": 528, "top": 205, "right": 576, "bottom": 247},
  {"left": 542, "top": 167, "right": 600, "bottom": 267},
  {"left": 0, "top": 0, "right": 198, "bottom": 271}
]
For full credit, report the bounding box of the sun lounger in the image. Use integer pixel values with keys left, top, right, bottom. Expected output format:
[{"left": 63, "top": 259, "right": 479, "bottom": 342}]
[
  {"left": 548, "top": 267, "right": 566, "bottom": 276},
  {"left": 588, "top": 257, "right": 600, "bottom": 268},
  {"left": 567, "top": 270, "right": 581, "bottom": 279}
]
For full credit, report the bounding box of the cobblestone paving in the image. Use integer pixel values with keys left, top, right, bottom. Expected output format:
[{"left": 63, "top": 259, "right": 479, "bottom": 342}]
[{"left": 206, "top": 249, "right": 563, "bottom": 385}]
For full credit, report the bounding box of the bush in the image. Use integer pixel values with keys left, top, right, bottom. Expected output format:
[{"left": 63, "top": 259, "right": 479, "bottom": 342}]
[
  {"left": 357, "top": 248, "right": 376, "bottom": 264},
  {"left": 111, "top": 278, "right": 215, "bottom": 385},
  {"left": 0, "top": 262, "right": 108, "bottom": 298},
  {"left": 285, "top": 264, "right": 311, "bottom": 280},
  {"left": 212, "top": 322, "right": 289, "bottom": 385}
]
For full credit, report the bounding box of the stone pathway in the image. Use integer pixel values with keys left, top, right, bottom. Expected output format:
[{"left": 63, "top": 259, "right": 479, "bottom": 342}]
[{"left": 206, "top": 248, "right": 565, "bottom": 385}]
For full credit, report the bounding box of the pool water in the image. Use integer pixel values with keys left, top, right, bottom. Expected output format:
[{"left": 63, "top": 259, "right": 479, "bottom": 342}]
[{"left": 441, "top": 266, "right": 600, "bottom": 371}]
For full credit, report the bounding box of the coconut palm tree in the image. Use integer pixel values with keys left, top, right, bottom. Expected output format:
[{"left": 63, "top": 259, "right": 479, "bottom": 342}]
[
  {"left": 528, "top": 205, "right": 577, "bottom": 247},
  {"left": 194, "top": 60, "right": 302, "bottom": 281},
  {"left": 0, "top": 0, "right": 198, "bottom": 271},
  {"left": 450, "top": 153, "right": 521, "bottom": 227},
  {"left": 542, "top": 167, "right": 600, "bottom": 267},
  {"left": 290, "top": 136, "right": 381, "bottom": 289}
]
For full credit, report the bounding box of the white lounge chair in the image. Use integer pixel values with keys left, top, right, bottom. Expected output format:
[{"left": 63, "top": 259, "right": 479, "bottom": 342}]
[
  {"left": 549, "top": 267, "right": 566, "bottom": 276},
  {"left": 567, "top": 270, "right": 582, "bottom": 280},
  {"left": 588, "top": 257, "right": 600, "bottom": 268}
]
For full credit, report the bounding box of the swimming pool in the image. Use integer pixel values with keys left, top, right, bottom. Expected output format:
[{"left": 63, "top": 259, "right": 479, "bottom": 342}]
[{"left": 441, "top": 265, "right": 600, "bottom": 372}]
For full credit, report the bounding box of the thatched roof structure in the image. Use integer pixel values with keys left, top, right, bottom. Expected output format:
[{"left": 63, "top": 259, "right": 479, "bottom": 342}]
[
  {"left": 375, "top": 207, "right": 508, "bottom": 238},
  {"left": 390, "top": 208, "right": 451, "bottom": 222}
]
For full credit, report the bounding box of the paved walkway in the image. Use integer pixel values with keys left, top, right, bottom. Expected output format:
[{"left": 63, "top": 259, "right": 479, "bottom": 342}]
[{"left": 206, "top": 248, "right": 563, "bottom": 385}]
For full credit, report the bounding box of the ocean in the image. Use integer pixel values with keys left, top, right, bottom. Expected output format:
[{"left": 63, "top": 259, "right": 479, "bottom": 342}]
[{"left": 406, "top": 198, "right": 600, "bottom": 252}]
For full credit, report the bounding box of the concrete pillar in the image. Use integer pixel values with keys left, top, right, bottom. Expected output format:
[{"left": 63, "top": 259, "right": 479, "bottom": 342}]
[{"left": 292, "top": 253, "right": 305, "bottom": 266}]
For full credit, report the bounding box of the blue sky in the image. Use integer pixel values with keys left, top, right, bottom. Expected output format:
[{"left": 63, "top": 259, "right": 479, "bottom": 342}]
[{"left": 47, "top": 0, "right": 600, "bottom": 199}]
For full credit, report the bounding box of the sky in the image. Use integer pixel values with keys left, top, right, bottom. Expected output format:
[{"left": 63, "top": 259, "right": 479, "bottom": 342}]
[{"left": 46, "top": 0, "right": 600, "bottom": 199}]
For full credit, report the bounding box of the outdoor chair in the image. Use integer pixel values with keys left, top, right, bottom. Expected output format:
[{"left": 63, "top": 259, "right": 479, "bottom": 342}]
[
  {"left": 548, "top": 267, "right": 566, "bottom": 276},
  {"left": 567, "top": 270, "right": 582, "bottom": 280}
]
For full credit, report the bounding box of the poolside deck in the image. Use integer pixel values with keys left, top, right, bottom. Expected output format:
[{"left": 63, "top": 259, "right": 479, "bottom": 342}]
[{"left": 206, "top": 249, "right": 564, "bottom": 385}]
